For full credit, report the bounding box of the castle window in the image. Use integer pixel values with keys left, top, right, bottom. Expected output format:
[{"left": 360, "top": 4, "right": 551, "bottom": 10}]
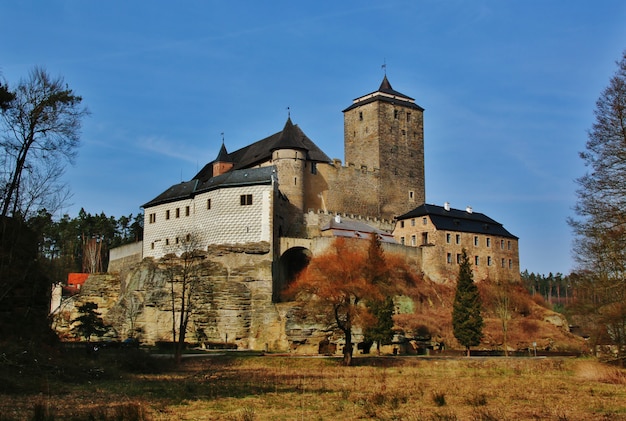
[
  {"left": 176, "top": 237, "right": 179, "bottom": 244},
  {"left": 311, "top": 162, "right": 317, "bottom": 174},
  {"left": 411, "top": 235, "right": 417, "bottom": 246},
  {"left": 486, "top": 238, "right": 491, "bottom": 247},
  {"left": 165, "top": 238, "right": 169, "bottom": 246},
  {"left": 487, "top": 256, "right": 492, "bottom": 266},
  {"left": 475, "top": 256, "right": 480, "bottom": 266},
  {"left": 507, "top": 240, "right": 511, "bottom": 250},
  {"left": 422, "top": 232, "right": 428, "bottom": 245},
  {"left": 456, "top": 234, "right": 461, "bottom": 244},
  {"left": 240, "top": 194, "right": 253, "bottom": 206},
  {"left": 422, "top": 217, "right": 427, "bottom": 225},
  {"left": 151, "top": 242, "right": 155, "bottom": 250},
  {"left": 166, "top": 210, "right": 170, "bottom": 220},
  {"left": 501, "top": 258, "right": 505, "bottom": 268},
  {"left": 509, "top": 259, "right": 513, "bottom": 269},
  {"left": 176, "top": 208, "right": 180, "bottom": 218},
  {"left": 359, "top": 111, "right": 363, "bottom": 121},
  {"left": 501, "top": 239, "right": 504, "bottom": 250},
  {"left": 474, "top": 236, "right": 479, "bottom": 246},
  {"left": 185, "top": 206, "right": 190, "bottom": 216},
  {"left": 411, "top": 219, "right": 415, "bottom": 226},
  {"left": 294, "top": 177, "right": 297, "bottom": 185},
  {"left": 400, "top": 237, "right": 405, "bottom": 245},
  {"left": 407, "top": 112, "right": 411, "bottom": 122},
  {"left": 186, "top": 234, "right": 191, "bottom": 242},
  {"left": 409, "top": 191, "right": 415, "bottom": 201},
  {"left": 446, "top": 233, "right": 451, "bottom": 243},
  {"left": 447, "top": 253, "right": 452, "bottom": 264},
  {"left": 394, "top": 109, "right": 398, "bottom": 119},
  {"left": 400, "top": 221, "right": 405, "bottom": 228},
  {"left": 402, "top": 129, "right": 406, "bottom": 136},
  {"left": 207, "top": 199, "right": 211, "bottom": 209},
  {"left": 456, "top": 253, "right": 462, "bottom": 264},
  {"left": 149, "top": 213, "right": 156, "bottom": 224}
]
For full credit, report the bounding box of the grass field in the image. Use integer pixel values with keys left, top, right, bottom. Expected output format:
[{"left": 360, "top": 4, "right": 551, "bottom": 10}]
[{"left": 1, "top": 348, "right": 625, "bottom": 421}]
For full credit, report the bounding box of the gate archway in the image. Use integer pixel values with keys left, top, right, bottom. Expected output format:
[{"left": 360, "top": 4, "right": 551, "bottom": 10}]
[{"left": 274, "top": 246, "right": 311, "bottom": 302}]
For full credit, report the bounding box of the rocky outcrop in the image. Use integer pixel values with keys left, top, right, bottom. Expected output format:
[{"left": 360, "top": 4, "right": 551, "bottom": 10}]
[{"left": 52, "top": 243, "right": 294, "bottom": 351}]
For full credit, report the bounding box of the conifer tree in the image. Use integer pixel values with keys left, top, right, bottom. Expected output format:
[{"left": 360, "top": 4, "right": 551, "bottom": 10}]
[
  {"left": 364, "top": 296, "right": 395, "bottom": 354},
  {"left": 72, "top": 302, "right": 108, "bottom": 342},
  {"left": 452, "top": 249, "right": 483, "bottom": 356}
]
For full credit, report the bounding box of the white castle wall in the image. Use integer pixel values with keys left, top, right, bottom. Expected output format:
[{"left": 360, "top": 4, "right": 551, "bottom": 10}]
[{"left": 143, "top": 184, "right": 273, "bottom": 259}]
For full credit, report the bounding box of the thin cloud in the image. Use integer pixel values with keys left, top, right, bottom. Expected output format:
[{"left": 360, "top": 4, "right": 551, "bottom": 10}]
[{"left": 137, "top": 135, "right": 213, "bottom": 164}]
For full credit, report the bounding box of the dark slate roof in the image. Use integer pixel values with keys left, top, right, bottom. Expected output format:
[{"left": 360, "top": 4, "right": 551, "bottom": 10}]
[
  {"left": 142, "top": 166, "right": 275, "bottom": 208},
  {"left": 397, "top": 204, "right": 518, "bottom": 239},
  {"left": 193, "top": 118, "right": 331, "bottom": 182},
  {"left": 215, "top": 142, "right": 232, "bottom": 163},
  {"left": 343, "top": 76, "right": 424, "bottom": 113}
]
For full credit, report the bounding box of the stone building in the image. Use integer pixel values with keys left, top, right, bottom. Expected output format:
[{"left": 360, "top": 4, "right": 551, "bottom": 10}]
[
  {"left": 59, "top": 76, "right": 518, "bottom": 351},
  {"left": 142, "top": 75, "right": 424, "bottom": 261},
  {"left": 393, "top": 203, "right": 519, "bottom": 284}
]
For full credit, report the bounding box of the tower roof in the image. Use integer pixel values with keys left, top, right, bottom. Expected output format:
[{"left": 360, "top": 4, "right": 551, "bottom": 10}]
[
  {"left": 215, "top": 142, "right": 232, "bottom": 163},
  {"left": 192, "top": 117, "right": 331, "bottom": 182},
  {"left": 343, "top": 76, "right": 424, "bottom": 112}
]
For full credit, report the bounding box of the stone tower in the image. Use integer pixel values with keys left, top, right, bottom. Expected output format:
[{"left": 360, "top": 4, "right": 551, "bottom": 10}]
[{"left": 343, "top": 76, "right": 425, "bottom": 219}]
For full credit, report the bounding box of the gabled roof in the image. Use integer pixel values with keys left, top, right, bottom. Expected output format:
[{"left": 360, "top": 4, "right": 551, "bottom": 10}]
[
  {"left": 397, "top": 204, "right": 518, "bottom": 239},
  {"left": 193, "top": 118, "right": 331, "bottom": 182},
  {"left": 321, "top": 216, "right": 397, "bottom": 243},
  {"left": 343, "top": 76, "right": 424, "bottom": 113},
  {"left": 142, "top": 166, "right": 274, "bottom": 208}
]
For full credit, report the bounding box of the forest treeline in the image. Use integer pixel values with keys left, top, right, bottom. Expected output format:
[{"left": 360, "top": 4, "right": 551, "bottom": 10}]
[
  {"left": 520, "top": 270, "right": 572, "bottom": 310},
  {"left": 27, "top": 208, "right": 143, "bottom": 282}
]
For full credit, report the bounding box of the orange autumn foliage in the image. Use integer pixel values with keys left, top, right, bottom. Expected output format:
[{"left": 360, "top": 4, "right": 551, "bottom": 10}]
[{"left": 284, "top": 236, "right": 415, "bottom": 365}]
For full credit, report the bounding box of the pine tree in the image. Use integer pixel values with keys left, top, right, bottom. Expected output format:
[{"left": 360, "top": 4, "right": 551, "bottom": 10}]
[
  {"left": 452, "top": 249, "right": 483, "bottom": 357},
  {"left": 72, "top": 302, "right": 108, "bottom": 342},
  {"left": 364, "top": 296, "right": 395, "bottom": 354}
]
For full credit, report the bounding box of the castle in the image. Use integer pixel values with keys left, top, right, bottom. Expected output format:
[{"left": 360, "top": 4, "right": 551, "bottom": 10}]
[
  {"left": 57, "top": 76, "right": 518, "bottom": 351},
  {"left": 141, "top": 75, "right": 518, "bottom": 285}
]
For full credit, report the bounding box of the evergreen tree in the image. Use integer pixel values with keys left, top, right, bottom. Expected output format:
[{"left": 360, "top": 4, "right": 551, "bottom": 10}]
[
  {"left": 452, "top": 249, "right": 483, "bottom": 356},
  {"left": 364, "top": 296, "right": 395, "bottom": 354},
  {"left": 72, "top": 302, "right": 108, "bottom": 341}
]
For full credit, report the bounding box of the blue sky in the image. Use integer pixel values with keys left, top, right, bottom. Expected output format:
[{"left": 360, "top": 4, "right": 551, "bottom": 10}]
[{"left": 1, "top": 1, "right": 625, "bottom": 275}]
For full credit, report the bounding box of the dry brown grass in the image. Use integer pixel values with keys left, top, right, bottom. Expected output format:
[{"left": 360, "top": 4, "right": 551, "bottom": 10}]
[{"left": 2, "top": 353, "right": 626, "bottom": 421}]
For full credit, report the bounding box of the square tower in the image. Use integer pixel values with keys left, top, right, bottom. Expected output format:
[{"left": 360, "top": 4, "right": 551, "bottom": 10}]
[{"left": 343, "top": 76, "right": 425, "bottom": 219}]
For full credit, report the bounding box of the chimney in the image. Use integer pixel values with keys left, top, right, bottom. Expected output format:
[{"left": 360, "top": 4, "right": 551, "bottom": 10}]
[
  {"left": 466, "top": 206, "right": 473, "bottom": 214},
  {"left": 444, "top": 202, "right": 450, "bottom": 211}
]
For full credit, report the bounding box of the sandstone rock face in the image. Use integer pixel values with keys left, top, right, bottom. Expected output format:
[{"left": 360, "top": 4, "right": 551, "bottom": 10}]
[{"left": 52, "top": 242, "right": 303, "bottom": 351}]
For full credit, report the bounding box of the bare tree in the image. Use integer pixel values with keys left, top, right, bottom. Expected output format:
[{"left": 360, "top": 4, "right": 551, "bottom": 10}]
[
  {"left": 494, "top": 280, "right": 512, "bottom": 357},
  {"left": 0, "top": 67, "right": 88, "bottom": 219},
  {"left": 120, "top": 292, "right": 142, "bottom": 339},
  {"left": 160, "top": 234, "right": 205, "bottom": 363},
  {"left": 569, "top": 50, "right": 626, "bottom": 363}
]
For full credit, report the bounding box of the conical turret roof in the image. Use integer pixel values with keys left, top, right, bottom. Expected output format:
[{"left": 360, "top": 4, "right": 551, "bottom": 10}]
[{"left": 215, "top": 142, "right": 232, "bottom": 162}]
